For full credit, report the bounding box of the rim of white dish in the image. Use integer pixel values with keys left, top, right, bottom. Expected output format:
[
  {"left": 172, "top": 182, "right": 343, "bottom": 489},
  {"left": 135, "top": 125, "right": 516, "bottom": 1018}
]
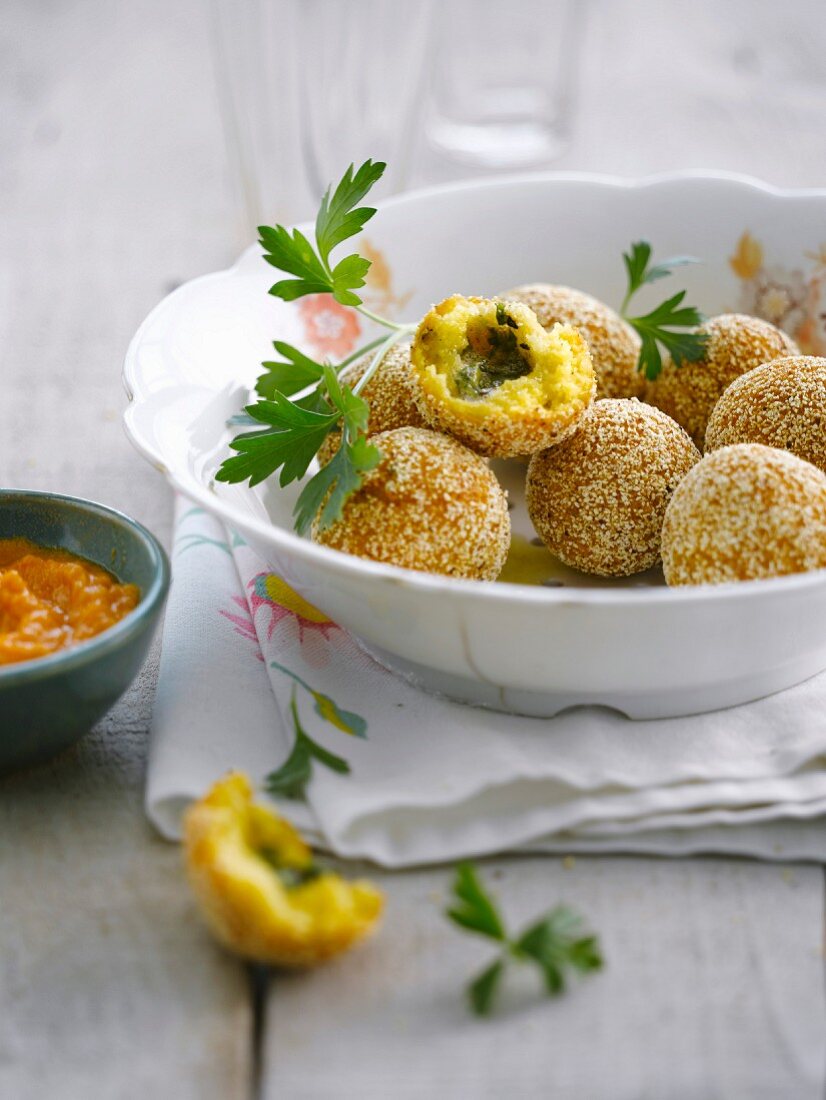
[{"left": 123, "top": 169, "right": 826, "bottom": 607}]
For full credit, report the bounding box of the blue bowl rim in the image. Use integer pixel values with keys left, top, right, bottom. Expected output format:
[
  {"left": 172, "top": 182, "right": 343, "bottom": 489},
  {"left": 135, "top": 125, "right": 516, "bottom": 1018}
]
[{"left": 0, "top": 488, "right": 170, "bottom": 687}]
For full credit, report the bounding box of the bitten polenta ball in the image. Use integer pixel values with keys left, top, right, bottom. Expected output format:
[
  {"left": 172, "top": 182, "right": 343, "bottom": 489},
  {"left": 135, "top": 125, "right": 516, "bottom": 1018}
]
[
  {"left": 410, "top": 295, "right": 595, "bottom": 457},
  {"left": 504, "top": 283, "right": 645, "bottom": 400},
  {"left": 705, "top": 356, "right": 826, "bottom": 473},
  {"left": 645, "top": 313, "right": 799, "bottom": 447},
  {"left": 526, "top": 399, "right": 700, "bottom": 577},
  {"left": 312, "top": 427, "right": 510, "bottom": 580},
  {"left": 316, "top": 343, "right": 426, "bottom": 466},
  {"left": 662, "top": 444, "right": 826, "bottom": 586},
  {"left": 184, "top": 772, "right": 383, "bottom": 966}
]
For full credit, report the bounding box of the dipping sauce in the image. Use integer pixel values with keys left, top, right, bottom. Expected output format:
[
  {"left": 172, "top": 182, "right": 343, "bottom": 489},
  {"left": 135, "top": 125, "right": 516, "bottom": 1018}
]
[{"left": 0, "top": 538, "right": 140, "bottom": 666}]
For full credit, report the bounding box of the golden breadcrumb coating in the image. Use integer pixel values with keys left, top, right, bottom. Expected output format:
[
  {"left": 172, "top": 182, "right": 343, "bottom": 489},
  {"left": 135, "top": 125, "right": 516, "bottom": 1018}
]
[
  {"left": 317, "top": 343, "right": 425, "bottom": 467},
  {"left": 410, "top": 295, "right": 595, "bottom": 457},
  {"left": 526, "top": 399, "right": 700, "bottom": 577},
  {"left": 504, "top": 283, "right": 645, "bottom": 400},
  {"left": 645, "top": 313, "right": 799, "bottom": 448},
  {"left": 312, "top": 427, "right": 510, "bottom": 580},
  {"left": 662, "top": 444, "right": 826, "bottom": 586},
  {"left": 705, "top": 355, "right": 826, "bottom": 473}
]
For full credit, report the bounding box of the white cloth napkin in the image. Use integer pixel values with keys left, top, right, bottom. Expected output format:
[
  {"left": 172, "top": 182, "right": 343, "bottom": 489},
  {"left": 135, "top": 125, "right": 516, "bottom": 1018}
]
[{"left": 146, "top": 497, "right": 826, "bottom": 865}]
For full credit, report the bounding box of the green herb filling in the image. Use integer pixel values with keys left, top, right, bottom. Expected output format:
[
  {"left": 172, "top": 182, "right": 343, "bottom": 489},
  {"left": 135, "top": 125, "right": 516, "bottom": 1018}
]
[{"left": 455, "top": 313, "right": 533, "bottom": 398}]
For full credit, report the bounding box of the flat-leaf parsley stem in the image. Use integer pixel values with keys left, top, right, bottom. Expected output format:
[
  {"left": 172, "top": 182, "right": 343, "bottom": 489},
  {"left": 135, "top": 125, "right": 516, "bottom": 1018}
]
[
  {"left": 351, "top": 325, "right": 416, "bottom": 397},
  {"left": 336, "top": 334, "right": 389, "bottom": 371},
  {"left": 355, "top": 305, "right": 415, "bottom": 332}
]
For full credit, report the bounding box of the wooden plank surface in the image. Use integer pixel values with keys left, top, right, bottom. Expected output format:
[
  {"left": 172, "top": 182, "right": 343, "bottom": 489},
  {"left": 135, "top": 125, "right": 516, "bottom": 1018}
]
[
  {"left": 263, "top": 857, "right": 825, "bottom": 1100},
  {"left": 0, "top": 0, "right": 824, "bottom": 1098},
  {"left": 264, "top": 1, "right": 826, "bottom": 1095},
  {"left": 0, "top": 3, "right": 250, "bottom": 1097}
]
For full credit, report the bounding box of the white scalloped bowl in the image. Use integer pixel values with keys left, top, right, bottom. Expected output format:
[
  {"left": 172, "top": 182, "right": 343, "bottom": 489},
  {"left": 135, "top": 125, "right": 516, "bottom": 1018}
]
[{"left": 124, "top": 172, "right": 826, "bottom": 718}]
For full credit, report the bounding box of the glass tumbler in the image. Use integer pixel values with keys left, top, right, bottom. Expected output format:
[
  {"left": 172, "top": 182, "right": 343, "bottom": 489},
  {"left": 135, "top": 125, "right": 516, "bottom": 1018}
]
[
  {"left": 425, "top": 0, "right": 588, "bottom": 170},
  {"left": 210, "top": 0, "right": 436, "bottom": 234}
]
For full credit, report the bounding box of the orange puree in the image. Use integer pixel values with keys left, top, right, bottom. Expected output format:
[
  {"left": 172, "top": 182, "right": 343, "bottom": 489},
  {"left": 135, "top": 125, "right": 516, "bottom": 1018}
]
[{"left": 0, "top": 538, "right": 139, "bottom": 666}]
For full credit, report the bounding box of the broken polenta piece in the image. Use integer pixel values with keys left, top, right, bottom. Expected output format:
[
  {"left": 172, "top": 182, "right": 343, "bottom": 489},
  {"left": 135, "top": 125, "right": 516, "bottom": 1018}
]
[
  {"left": 410, "top": 295, "right": 595, "bottom": 457},
  {"left": 183, "top": 772, "right": 383, "bottom": 966},
  {"left": 504, "top": 283, "right": 645, "bottom": 400}
]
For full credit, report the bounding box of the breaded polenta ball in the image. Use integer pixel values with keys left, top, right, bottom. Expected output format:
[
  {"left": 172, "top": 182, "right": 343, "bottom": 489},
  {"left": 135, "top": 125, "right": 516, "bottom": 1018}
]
[
  {"left": 317, "top": 343, "right": 425, "bottom": 466},
  {"left": 662, "top": 444, "right": 826, "bottom": 586},
  {"left": 410, "top": 295, "right": 595, "bottom": 458},
  {"left": 645, "top": 314, "right": 799, "bottom": 447},
  {"left": 312, "top": 427, "right": 510, "bottom": 580},
  {"left": 705, "top": 355, "right": 826, "bottom": 473},
  {"left": 526, "top": 399, "right": 700, "bottom": 577},
  {"left": 504, "top": 283, "right": 644, "bottom": 400}
]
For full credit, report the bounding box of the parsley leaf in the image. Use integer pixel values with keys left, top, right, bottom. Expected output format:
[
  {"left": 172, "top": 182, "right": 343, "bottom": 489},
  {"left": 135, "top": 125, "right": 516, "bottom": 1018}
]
[
  {"left": 216, "top": 344, "right": 385, "bottom": 515},
  {"left": 329, "top": 254, "right": 373, "bottom": 307},
  {"left": 447, "top": 862, "right": 507, "bottom": 941},
  {"left": 219, "top": 161, "right": 420, "bottom": 532},
  {"left": 446, "top": 862, "right": 603, "bottom": 1017},
  {"left": 259, "top": 226, "right": 333, "bottom": 301},
  {"left": 316, "top": 159, "right": 386, "bottom": 264},
  {"left": 622, "top": 241, "right": 700, "bottom": 301},
  {"left": 256, "top": 342, "right": 326, "bottom": 399},
  {"left": 468, "top": 959, "right": 506, "bottom": 1016},
  {"left": 322, "top": 364, "right": 370, "bottom": 432},
  {"left": 628, "top": 290, "right": 709, "bottom": 382},
  {"left": 620, "top": 240, "right": 709, "bottom": 381},
  {"left": 514, "top": 907, "right": 603, "bottom": 996},
  {"left": 259, "top": 159, "right": 385, "bottom": 307},
  {"left": 221, "top": 344, "right": 386, "bottom": 495},
  {"left": 215, "top": 398, "right": 337, "bottom": 488},
  {"left": 293, "top": 431, "right": 381, "bottom": 537}
]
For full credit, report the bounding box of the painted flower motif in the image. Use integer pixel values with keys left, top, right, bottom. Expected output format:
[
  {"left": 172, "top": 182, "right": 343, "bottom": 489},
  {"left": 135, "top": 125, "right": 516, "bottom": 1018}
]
[
  {"left": 248, "top": 573, "right": 339, "bottom": 648},
  {"left": 729, "top": 231, "right": 764, "bottom": 280},
  {"left": 748, "top": 265, "right": 807, "bottom": 334},
  {"left": 298, "top": 294, "right": 361, "bottom": 359},
  {"left": 805, "top": 243, "right": 826, "bottom": 269},
  {"left": 729, "top": 231, "right": 826, "bottom": 353},
  {"left": 360, "top": 238, "right": 414, "bottom": 318},
  {"left": 795, "top": 276, "right": 826, "bottom": 356},
  {"left": 219, "top": 594, "right": 264, "bottom": 661},
  {"left": 245, "top": 576, "right": 338, "bottom": 660}
]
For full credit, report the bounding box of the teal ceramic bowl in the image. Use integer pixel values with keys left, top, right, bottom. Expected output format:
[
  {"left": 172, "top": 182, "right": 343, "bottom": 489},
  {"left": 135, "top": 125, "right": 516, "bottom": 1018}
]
[{"left": 0, "top": 490, "right": 169, "bottom": 771}]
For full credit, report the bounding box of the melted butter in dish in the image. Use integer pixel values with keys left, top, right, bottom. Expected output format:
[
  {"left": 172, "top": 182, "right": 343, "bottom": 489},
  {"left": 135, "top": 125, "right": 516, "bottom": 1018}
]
[{"left": 496, "top": 533, "right": 666, "bottom": 589}]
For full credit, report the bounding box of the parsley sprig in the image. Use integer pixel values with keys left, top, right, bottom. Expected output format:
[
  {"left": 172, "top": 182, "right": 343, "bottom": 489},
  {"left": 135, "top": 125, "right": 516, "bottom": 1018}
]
[
  {"left": 620, "top": 241, "right": 709, "bottom": 381},
  {"left": 446, "top": 862, "right": 603, "bottom": 1016},
  {"left": 260, "top": 160, "right": 383, "bottom": 306},
  {"left": 216, "top": 160, "right": 415, "bottom": 534},
  {"left": 217, "top": 159, "right": 709, "bottom": 530}
]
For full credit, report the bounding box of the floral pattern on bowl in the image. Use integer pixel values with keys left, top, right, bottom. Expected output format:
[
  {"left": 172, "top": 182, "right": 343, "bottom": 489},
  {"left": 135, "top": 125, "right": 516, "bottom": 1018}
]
[
  {"left": 730, "top": 230, "right": 826, "bottom": 354},
  {"left": 124, "top": 172, "right": 826, "bottom": 718}
]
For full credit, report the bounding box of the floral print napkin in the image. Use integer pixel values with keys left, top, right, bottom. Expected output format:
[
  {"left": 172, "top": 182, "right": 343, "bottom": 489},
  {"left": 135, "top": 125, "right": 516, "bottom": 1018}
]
[{"left": 146, "top": 497, "right": 826, "bottom": 865}]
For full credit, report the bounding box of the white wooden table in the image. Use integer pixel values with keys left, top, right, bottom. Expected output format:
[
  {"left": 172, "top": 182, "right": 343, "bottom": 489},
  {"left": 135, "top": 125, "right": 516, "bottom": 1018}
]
[{"left": 1, "top": 2, "right": 825, "bottom": 1096}]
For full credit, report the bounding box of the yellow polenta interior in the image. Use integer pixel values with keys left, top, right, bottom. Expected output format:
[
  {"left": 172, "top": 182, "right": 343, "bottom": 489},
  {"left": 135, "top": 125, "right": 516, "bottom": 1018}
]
[
  {"left": 412, "top": 295, "right": 594, "bottom": 421},
  {"left": 184, "top": 772, "right": 382, "bottom": 965}
]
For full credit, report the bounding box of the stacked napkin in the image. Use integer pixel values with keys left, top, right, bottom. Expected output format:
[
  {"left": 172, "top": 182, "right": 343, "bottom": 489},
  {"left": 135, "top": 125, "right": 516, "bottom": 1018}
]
[{"left": 146, "top": 498, "right": 826, "bottom": 865}]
